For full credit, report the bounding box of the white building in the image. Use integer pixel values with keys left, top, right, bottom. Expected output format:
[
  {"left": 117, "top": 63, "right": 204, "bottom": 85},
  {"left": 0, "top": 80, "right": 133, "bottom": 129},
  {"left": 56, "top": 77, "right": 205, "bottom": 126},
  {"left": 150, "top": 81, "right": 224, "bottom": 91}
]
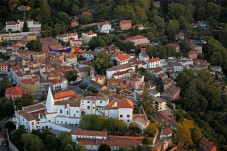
[
  {"left": 98, "top": 22, "right": 112, "bottom": 33},
  {"left": 147, "top": 58, "right": 160, "bottom": 68},
  {"left": 82, "top": 50, "right": 96, "bottom": 61},
  {"left": 5, "top": 20, "right": 41, "bottom": 32},
  {"left": 138, "top": 53, "right": 149, "bottom": 62},
  {"left": 106, "top": 63, "right": 135, "bottom": 79},
  {"left": 111, "top": 54, "right": 130, "bottom": 65},
  {"left": 56, "top": 32, "right": 78, "bottom": 43},
  {"left": 82, "top": 32, "right": 97, "bottom": 44},
  {"left": 152, "top": 97, "right": 167, "bottom": 111}
]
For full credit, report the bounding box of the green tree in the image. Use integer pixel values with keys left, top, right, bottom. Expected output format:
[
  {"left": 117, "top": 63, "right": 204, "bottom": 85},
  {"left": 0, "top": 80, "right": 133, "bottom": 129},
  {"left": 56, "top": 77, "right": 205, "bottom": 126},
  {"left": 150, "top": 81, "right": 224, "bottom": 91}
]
[
  {"left": 4, "top": 121, "right": 16, "bottom": 132},
  {"left": 63, "top": 144, "right": 75, "bottom": 151},
  {"left": 0, "top": 79, "right": 11, "bottom": 97},
  {"left": 98, "top": 144, "right": 111, "bottom": 151},
  {"left": 153, "top": 15, "right": 165, "bottom": 29},
  {"left": 64, "top": 70, "right": 77, "bottom": 83},
  {"left": 145, "top": 123, "right": 158, "bottom": 137},
  {"left": 21, "top": 134, "right": 44, "bottom": 151},
  {"left": 14, "top": 94, "right": 34, "bottom": 110},
  {"left": 26, "top": 40, "right": 40, "bottom": 51},
  {"left": 128, "top": 122, "right": 141, "bottom": 135},
  {"left": 211, "top": 51, "right": 223, "bottom": 66},
  {"left": 41, "top": 0, "right": 51, "bottom": 23},
  {"left": 22, "top": 21, "right": 29, "bottom": 32},
  {"left": 191, "top": 127, "right": 203, "bottom": 145},
  {"left": 166, "top": 19, "right": 180, "bottom": 40},
  {"left": 2, "top": 101, "right": 14, "bottom": 117}
]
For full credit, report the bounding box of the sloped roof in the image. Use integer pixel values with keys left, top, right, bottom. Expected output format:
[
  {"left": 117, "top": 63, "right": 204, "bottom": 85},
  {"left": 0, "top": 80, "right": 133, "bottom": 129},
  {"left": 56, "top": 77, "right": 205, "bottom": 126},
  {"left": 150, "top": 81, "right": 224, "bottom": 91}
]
[
  {"left": 54, "top": 91, "right": 75, "bottom": 100},
  {"left": 117, "top": 98, "right": 134, "bottom": 109}
]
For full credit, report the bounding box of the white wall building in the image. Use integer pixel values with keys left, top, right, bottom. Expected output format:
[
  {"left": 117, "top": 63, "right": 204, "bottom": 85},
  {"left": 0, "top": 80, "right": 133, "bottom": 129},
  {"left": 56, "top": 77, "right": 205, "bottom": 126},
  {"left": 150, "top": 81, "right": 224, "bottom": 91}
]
[
  {"left": 98, "top": 22, "right": 112, "bottom": 33},
  {"left": 106, "top": 63, "right": 135, "bottom": 79},
  {"left": 5, "top": 20, "right": 41, "bottom": 32},
  {"left": 147, "top": 58, "right": 160, "bottom": 68},
  {"left": 82, "top": 32, "right": 97, "bottom": 44}
]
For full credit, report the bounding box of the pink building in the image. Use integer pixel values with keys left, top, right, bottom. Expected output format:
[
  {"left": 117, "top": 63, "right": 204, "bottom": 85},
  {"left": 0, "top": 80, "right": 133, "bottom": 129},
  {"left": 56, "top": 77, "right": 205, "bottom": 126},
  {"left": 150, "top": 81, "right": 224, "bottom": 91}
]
[
  {"left": 120, "top": 20, "right": 132, "bottom": 30},
  {"left": 188, "top": 50, "right": 198, "bottom": 59},
  {"left": 0, "top": 62, "right": 9, "bottom": 74},
  {"left": 127, "top": 35, "right": 150, "bottom": 46}
]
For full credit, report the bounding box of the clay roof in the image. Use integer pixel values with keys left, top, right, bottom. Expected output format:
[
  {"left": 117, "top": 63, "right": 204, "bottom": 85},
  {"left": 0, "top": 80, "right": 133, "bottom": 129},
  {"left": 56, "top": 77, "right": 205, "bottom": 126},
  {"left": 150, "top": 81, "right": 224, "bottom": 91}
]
[
  {"left": 5, "top": 87, "right": 24, "bottom": 96},
  {"left": 188, "top": 50, "right": 198, "bottom": 55},
  {"left": 148, "top": 57, "right": 159, "bottom": 63},
  {"left": 85, "top": 31, "right": 96, "bottom": 35},
  {"left": 0, "top": 62, "right": 8, "bottom": 67},
  {"left": 22, "top": 103, "right": 45, "bottom": 113},
  {"left": 107, "top": 78, "right": 124, "bottom": 84},
  {"left": 115, "top": 54, "right": 130, "bottom": 62},
  {"left": 77, "top": 135, "right": 144, "bottom": 147},
  {"left": 117, "top": 98, "right": 134, "bottom": 109},
  {"left": 105, "top": 101, "right": 117, "bottom": 110},
  {"left": 54, "top": 99, "right": 80, "bottom": 107},
  {"left": 120, "top": 20, "right": 131, "bottom": 24},
  {"left": 127, "top": 35, "right": 147, "bottom": 41},
  {"left": 71, "top": 130, "right": 107, "bottom": 137},
  {"left": 107, "top": 63, "right": 132, "bottom": 71},
  {"left": 54, "top": 91, "right": 75, "bottom": 100},
  {"left": 163, "top": 128, "right": 173, "bottom": 135},
  {"left": 140, "top": 53, "right": 149, "bottom": 58},
  {"left": 111, "top": 94, "right": 125, "bottom": 101},
  {"left": 98, "top": 21, "right": 111, "bottom": 26}
]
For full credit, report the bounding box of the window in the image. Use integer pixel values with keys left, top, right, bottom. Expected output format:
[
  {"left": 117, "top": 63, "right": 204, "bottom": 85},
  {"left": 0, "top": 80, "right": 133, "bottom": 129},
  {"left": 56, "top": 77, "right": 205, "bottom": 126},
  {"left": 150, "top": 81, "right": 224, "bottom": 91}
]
[
  {"left": 76, "top": 111, "right": 78, "bottom": 113},
  {"left": 74, "top": 114, "right": 75, "bottom": 117},
  {"left": 120, "top": 115, "right": 123, "bottom": 118},
  {"left": 100, "top": 101, "right": 102, "bottom": 104},
  {"left": 87, "top": 101, "right": 90, "bottom": 103},
  {"left": 60, "top": 109, "right": 62, "bottom": 114},
  {"left": 127, "top": 120, "right": 130, "bottom": 122},
  {"left": 127, "top": 115, "right": 130, "bottom": 118},
  {"left": 93, "top": 107, "right": 95, "bottom": 109},
  {"left": 93, "top": 102, "right": 95, "bottom": 104},
  {"left": 87, "top": 106, "right": 90, "bottom": 109},
  {"left": 67, "top": 111, "right": 69, "bottom": 115}
]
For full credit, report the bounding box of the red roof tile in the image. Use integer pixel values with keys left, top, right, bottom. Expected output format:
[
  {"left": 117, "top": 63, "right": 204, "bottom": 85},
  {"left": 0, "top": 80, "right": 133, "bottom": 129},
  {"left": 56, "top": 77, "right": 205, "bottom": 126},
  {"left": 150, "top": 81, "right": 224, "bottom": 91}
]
[
  {"left": 117, "top": 98, "right": 134, "bottom": 108},
  {"left": 54, "top": 91, "right": 75, "bottom": 100}
]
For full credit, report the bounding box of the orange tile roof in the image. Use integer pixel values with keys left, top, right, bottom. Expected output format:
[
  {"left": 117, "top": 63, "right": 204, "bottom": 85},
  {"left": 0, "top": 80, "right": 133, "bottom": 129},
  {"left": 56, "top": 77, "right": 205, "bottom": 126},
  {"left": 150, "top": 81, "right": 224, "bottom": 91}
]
[
  {"left": 127, "top": 35, "right": 147, "bottom": 41},
  {"left": 148, "top": 57, "right": 159, "bottom": 63},
  {"left": 0, "top": 62, "right": 8, "bottom": 67},
  {"left": 163, "top": 128, "right": 173, "bottom": 135},
  {"left": 5, "top": 87, "right": 24, "bottom": 96},
  {"left": 98, "top": 21, "right": 111, "bottom": 26},
  {"left": 71, "top": 130, "right": 107, "bottom": 137},
  {"left": 115, "top": 54, "right": 130, "bottom": 62},
  {"left": 117, "top": 98, "right": 134, "bottom": 109},
  {"left": 54, "top": 91, "right": 75, "bottom": 100},
  {"left": 107, "top": 78, "right": 124, "bottom": 84},
  {"left": 105, "top": 101, "right": 117, "bottom": 110}
]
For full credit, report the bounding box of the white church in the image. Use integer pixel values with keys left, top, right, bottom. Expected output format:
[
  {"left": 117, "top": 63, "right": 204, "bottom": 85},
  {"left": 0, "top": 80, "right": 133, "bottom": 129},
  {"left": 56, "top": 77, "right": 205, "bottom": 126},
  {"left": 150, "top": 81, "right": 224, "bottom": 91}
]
[{"left": 14, "top": 87, "right": 149, "bottom": 132}]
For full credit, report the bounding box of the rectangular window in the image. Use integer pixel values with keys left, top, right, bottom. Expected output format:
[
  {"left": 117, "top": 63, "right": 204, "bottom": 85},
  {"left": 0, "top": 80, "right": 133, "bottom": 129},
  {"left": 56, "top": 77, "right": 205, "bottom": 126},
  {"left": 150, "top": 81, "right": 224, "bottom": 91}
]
[
  {"left": 120, "top": 115, "right": 123, "bottom": 118},
  {"left": 127, "top": 115, "right": 130, "bottom": 118},
  {"left": 100, "top": 101, "right": 102, "bottom": 104},
  {"left": 87, "top": 106, "right": 90, "bottom": 109},
  {"left": 87, "top": 101, "right": 90, "bottom": 103}
]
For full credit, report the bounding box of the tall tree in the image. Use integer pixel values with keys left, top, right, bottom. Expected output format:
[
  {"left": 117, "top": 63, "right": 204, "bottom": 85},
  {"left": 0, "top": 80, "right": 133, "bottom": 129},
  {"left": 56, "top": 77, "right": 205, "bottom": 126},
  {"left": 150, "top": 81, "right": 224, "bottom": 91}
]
[
  {"left": 98, "top": 144, "right": 111, "bottom": 151},
  {"left": 41, "top": 0, "right": 51, "bottom": 23},
  {"left": 22, "top": 21, "right": 29, "bottom": 32},
  {"left": 64, "top": 70, "right": 77, "bottom": 83}
]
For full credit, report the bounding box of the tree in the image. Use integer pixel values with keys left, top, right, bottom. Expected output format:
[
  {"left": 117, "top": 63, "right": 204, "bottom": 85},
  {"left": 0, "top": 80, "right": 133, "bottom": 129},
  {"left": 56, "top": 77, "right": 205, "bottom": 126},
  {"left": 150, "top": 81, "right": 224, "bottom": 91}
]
[
  {"left": 41, "top": 0, "right": 51, "bottom": 23},
  {"left": 21, "top": 134, "right": 44, "bottom": 151},
  {"left": 98, "top": 144, "right": 111, "bottom": 151},
  {"left": 63, "top": 144, "right": 75, "bottom": 151},
  {"left": 145, "top": 123, "right": 158, "bottom": 137},
  {"left": 4, "top": 121, "right": 16, "bottom": 132},
  {"left": 14, "top": 94, "right": 34, "bottom": 110},
  {"left": 153, "top": 15, "right": 165, "bottom": 29},
  {"left": 166, "top": 19, "right": 180, "bottom": 40},
  {"left": 26, "top": 40, "right": 39, "bottom": 51},
  {"left": 65, "top": 70, "right": 77, "bottom": 83},
  {"left": 22, "top": 21, "right": 29, "bottom": 32},
  {"left": 0, "top": 79, "right": 11, "bottom": 97},
  {"left": 191, "top": 127, "right": 203, "bottom": 145},
  {"left": 2, "top": 101, "right": 14, "bottom": 117},
  {"left": 59, "top": 132, "right": 73, "bottom": 151},
  {"left": 77, "top": 143, "right": 86, "bottom": 151},
  {"left": 80, "top": 115, "right": 105, "bottom": 131},
  {"left": 128, "top": 122, "right": 141, "bottom": 135}
]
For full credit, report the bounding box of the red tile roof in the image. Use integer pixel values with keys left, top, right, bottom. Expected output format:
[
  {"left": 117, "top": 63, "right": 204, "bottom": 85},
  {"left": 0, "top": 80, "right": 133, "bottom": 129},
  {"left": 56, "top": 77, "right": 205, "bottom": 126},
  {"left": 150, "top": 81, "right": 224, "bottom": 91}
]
[
  {"left": 54, "top": 91, "right": 75, "bottom": 100},
  {"left": 0, "top": 62, "right": 8, "bottom": 67},
  {"left": 5, "top": 87, "right": 24, "bottom": 96},
  {"left": 148, "top": 57, "right": 159, "bottom": 63},
  {"left": 127, "top": 35, "right": 147, "bottom": 41},
  {"left": 163, "top": 128, "right": 173, "bottom": 135},
  {"left": 118, "top": 98, "right": 134, "bottom": 109},
  {"left": 107, "top": 78, "right": 124, "bottom": 84},
  {"left": 115, "top": 54, "right": 130, "bottom": 62},
  {"left": 98, "top": 21, "right": 111, "bottom": 26}
]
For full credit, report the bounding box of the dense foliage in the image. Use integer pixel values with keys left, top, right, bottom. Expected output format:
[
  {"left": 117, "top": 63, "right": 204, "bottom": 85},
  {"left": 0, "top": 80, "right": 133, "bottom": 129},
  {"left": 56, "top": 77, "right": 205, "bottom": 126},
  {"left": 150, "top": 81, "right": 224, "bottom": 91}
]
[{"left": 176, "top": 69, "right": 227, "bottom": 150}]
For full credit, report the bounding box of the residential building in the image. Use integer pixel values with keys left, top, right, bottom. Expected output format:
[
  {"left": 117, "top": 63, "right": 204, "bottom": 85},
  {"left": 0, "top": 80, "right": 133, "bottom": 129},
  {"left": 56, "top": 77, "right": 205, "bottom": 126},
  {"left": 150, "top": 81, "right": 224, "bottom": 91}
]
[
  {"left": 82, "top": 32, "right": 97, "bottom": 44},
  {"left": 0, "top": 62, "right": 8, "bottom": 74},
  {"left": 39, "top": 37, "right": 62, "bottom": 52},
  {"left": 56, "top": 32, "right": 78, "bottom": 43},
  {"left": 20, "top": 79, "right": 40, "bottom": 94},
  {"left": 71, "top": 130, "right": 144, "bottom": 151},
  {"left": 71, "top": 20, "right": 79, "bottom": 27},
  {"left": 5, "top": 19, "right": 41, "bottom": 32},
  {"left": 98, "top": 21, "right": 112, "bottom": 33},
  {"left": 127, "top": 35, "right": 150, "bottom": 46},
  {"left": 160, "top": 127, "right": 173, "bottom": 140},
  {"left": 106, "top": 63, "right": 135, "bottom": 79},
  {"left": 138, "top": 53, "right": 149, "bottom": 62},
  {"left": 27, "top": 33, "right": 37, "bottom": 41},
  {"left": 188, "top": 50, "right": 198, "bottom": 59},
  {"left": 111, "top": 54, "right": 130, "bottom": 65},
  {"left": 152, "top": 97, "right": 167, "bottom": 111},
  {"left": 147, "top": 58, "right": 160, "bottom": 68},
  {"left": 5, "top": 87, "right": 24, "bottom": 101},
  {"left": 211, "top": 66, "right": 222, "bottom": 72},
  {"left": 120, "top": 20, "right": 132, "bottom": 30},
  {"left": 199, "top": 137, "right": 217, "bottom": 151},
  {"left": 107, "top": 78, "right": 124, "bottom": 89},
  {"left": 82, "top": 50, "right": 96, "bottom": 61},
  {"left": 161, "top": 85, "right": 180, "bottom": 101}
]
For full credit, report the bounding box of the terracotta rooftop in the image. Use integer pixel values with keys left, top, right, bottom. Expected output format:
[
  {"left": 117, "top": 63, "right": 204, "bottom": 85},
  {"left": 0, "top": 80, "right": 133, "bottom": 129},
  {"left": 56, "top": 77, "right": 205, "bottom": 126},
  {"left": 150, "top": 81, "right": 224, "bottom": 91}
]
[
  {"left": 115, "top": 54, "right": 130, "bottom": 62},
  {"left": 111, "top": 94, "right": 125, "bottom": 101},
  {"left": 117, "top": 98, "right": 134, "bottom": 109},
  {"left": 54, "top": 91, "right": 75, "bottom": 100},
  {"left": 163, "top": 128, "right": 173, "bottom": 136},
  {"left": 127, "top": 35, "right": 147, "bottom": 41},
  {"left": 98, "top": 21, "right": 111, "bottom": 26},
  {"left": 148, "top": 57, "right": 160, "bottom": 63},
  {"left": 5, "top": 87, "right": 24, "bottom": 96},
  {"left": 0, "top": 62, "right": 8, "bottom": 67}
]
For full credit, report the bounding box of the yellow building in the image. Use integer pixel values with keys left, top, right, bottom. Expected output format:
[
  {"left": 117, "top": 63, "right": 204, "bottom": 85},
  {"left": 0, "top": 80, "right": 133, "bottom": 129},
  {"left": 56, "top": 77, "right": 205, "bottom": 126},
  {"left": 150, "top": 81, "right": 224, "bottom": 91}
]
[
  {"left": 20, "top": 79, "right": 40, "bottom": 94},
  {"left": 27, "top": 33, "right": 37, "bottom": 41}
]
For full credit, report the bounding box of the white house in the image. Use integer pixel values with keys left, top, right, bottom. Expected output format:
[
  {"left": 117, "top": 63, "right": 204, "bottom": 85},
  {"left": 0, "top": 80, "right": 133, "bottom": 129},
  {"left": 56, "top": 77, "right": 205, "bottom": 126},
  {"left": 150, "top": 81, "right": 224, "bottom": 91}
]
[
  {"left": 152, "top": 97, "right": 167, "bottom": 111},
  {"left": 138, "top": 53, "right": 149, "bottom": 62},
  {"left": 98, "top": 22, "right": 112, "bottom": 33},
  {"left": 82, "top": 50, "right": 96, "bottom": 61},
  {"left": 82, "top": 32, "right": 97, "bottom": 44},
  {"left": 5, "top": 20, "right": 41, "bottom": 32},
  {"left": 56, "top": 32, "right": 78, "bottom": 43},
  {"left": 111, "top": 54, "right": 130, "bottom": 65},
  {"left": 106, "top": 63, "right": 135, "bottom": 79},
  {"left": 147, "top": 57, "right": 160, "bottom": 68}
]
